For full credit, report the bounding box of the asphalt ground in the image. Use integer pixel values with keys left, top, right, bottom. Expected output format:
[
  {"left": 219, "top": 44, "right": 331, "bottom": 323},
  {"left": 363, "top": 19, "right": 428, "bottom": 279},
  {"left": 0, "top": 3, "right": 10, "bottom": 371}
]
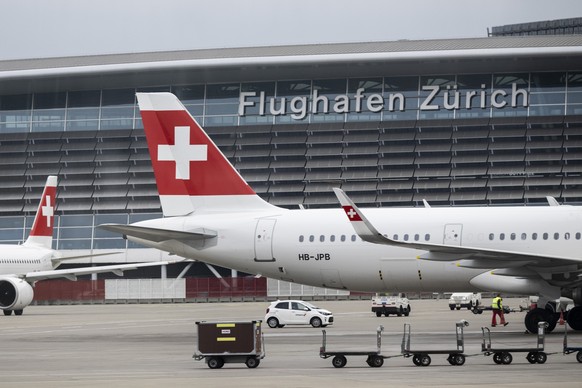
[{"left": 1, "top": 298, "right": 582, "bottom": 387}]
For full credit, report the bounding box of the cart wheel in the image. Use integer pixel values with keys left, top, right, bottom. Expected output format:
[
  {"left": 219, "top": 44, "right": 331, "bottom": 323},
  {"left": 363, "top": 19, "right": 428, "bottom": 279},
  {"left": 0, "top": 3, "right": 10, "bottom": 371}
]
[
  {"left": 207, "top": 357, "right": 224, "bottom": 369},
  {"left": 267, "top": 317, "right": 280, "bottom": 328},
  {"left": 447, "top": 354, "right": 456, "bottom": 365},
  {"left": 245, "top": 357, "right": 260, "bottom": 368},
  {"left": 576, "top": 351, "right": 582, "bottom": 363},
  {"left": 501, "top": 352, "right": 513, "bottom": 365},
  {"left": 332, "top": 355, "right": 347, "bottom": 368},
  {"left": 536, "top": 352, "right": 547, "bottom": 364},
  {"left": 420, "top": 354, "right": 431, "bottom": 367},
  {"left": 412, "top": 355, "right": 421, "bottom": 366},
  {"left": 369, "top": 355, "right": 384, "bottom": 368},
  {"left": 526, "top": 352, "right": 537, "bottom": 364},
  {"left": 454, "top": 354, "right": 465, "bottom": 366},
  {"left": 493, "top": 353, "right": 502, "bottom": 364},
  {"left": 376, "top": 312, "right": 382, "bottom": 317}
]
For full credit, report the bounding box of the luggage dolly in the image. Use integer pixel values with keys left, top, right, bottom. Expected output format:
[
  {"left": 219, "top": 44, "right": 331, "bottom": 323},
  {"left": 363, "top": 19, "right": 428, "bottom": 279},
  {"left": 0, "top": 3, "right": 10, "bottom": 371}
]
[
  {"left": 320, "top": 325, "right": 395, "bottom": 368},
  {"left": 401, "top": 320, "right": 469, "bottom": 366},
  {"left": 563, "top": 323, "right": 582, "bottom": 363},
  {"left": 481, "top": 321, "right": 548, "bottom": 365}
]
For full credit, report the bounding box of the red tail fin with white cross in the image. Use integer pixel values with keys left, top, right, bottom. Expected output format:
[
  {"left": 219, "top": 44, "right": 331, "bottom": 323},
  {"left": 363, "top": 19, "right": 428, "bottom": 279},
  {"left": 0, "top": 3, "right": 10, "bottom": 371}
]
[
  {"left": 136, "top": 92, "right": 277, "bottom": 216},
  {"left": 23, "top": 176, "right": 57, "bottom": 248}
]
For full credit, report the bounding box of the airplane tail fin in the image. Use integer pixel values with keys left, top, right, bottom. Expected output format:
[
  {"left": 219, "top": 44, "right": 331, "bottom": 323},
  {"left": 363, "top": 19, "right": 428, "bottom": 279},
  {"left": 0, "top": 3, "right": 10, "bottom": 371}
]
[
  {"left": 23, "top": 176, "right": 57, "bottom": 248},
  {"left": 136, "top": 92, "right": 278, "bottom": 216}
]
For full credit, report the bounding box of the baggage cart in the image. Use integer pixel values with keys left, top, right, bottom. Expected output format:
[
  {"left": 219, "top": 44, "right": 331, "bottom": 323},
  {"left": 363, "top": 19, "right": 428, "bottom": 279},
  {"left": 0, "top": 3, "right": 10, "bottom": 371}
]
[
  {"left": 320, "top": 325, "right": 394, "bottom": 368},
  {"left": 563, "top": 324, "right": 582, "bottom": 363},
  {"left": 481, "top": 321, "right": 548, "bottom": 365},
  {"left": 193, "top": 320, "right": 265, "bottom": 369},
  {"left": 401, "top": 320, "right": 469, "bottom": 366}
]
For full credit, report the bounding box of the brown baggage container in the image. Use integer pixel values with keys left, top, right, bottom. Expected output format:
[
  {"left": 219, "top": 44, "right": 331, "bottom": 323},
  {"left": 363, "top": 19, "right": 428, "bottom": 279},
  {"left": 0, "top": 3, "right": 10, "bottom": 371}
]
[{"left": 193, "top": 320, "right": 265, "bottom": 369}]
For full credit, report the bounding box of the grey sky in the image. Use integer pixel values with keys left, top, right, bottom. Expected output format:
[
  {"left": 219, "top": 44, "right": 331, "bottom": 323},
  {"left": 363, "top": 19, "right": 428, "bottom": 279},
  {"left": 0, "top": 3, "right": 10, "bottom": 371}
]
[{"left": 1, "top": 0, "right": 581, "bottom": 60}]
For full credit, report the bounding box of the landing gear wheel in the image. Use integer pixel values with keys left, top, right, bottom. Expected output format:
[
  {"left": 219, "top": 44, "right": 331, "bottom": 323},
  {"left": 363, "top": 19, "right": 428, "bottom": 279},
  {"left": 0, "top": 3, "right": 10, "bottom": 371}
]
[
  {"left": 412, "top": 355, "right": 421, "bottom": 366},
  {"left": 493, "top": 353, "right": 503, "bottom": 364},
  {"left": 207, "top": 357, "right": 224, "bottom": 369},
  {"left": 3, "top": 310, "right": 12, "bottom": 316},
  {"left": 576, "top": 351, "right": 582, "bottom": 363},
  {"left": 567, "top": 306, "right": 582, "bottom": 331},
  {"left": 419, "top": 354, "right": 431, "bottom": 367},
  {"left": 536, "top": 352, "right": 547, "bottom": 364},
  {"left": 453, "top": 354, "right": 465, "bottom": 366},
  {"left": 525, "top": 308, "right": 552, "bottom": 334},
  {"left": 368, "top": 355, "right": 384, "bottom": 367},
  {"left": 267, "top": 317, "right": 279, "bottom": 328},
  {"left": 14, "top": 310, "right": 23, "bottom": 316},
  {"left": 245, "top": 357, "right": 260, "bottom": 368},
  {"left": 332, "top": 355, "right": 347, "bottom": 368},
  {"left": 501, "top": 352, "right": 513, "bottom": 365}
]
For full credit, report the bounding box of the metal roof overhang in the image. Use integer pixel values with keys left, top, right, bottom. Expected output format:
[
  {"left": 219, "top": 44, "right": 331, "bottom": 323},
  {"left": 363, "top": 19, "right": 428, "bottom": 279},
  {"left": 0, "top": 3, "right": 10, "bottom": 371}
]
[{"left": 1, "top": 44, "right": 582, "bottom": 94}]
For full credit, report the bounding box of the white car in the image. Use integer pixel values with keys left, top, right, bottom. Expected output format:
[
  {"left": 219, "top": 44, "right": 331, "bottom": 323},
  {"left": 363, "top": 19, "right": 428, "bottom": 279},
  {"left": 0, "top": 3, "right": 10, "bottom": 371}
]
[{"left": 265, "top": 300, "right": 334, "bottom": 328}]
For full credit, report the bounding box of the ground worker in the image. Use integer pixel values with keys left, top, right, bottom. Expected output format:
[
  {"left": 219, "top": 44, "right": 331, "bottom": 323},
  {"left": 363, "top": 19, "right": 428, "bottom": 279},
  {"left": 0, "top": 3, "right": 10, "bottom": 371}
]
[{"left": 491, "top": 293, "right": 508, "bottom": 327}]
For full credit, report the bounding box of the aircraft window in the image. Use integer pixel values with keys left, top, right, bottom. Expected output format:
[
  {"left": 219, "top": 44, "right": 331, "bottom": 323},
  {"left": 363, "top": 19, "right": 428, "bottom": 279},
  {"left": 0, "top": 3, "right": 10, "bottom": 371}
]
[
  {"left": 521, "top": 233, "right": 527, "bottom": 240},
  {"left": 565, "top": 232, "right": 570, "bottom": 240},
  {"left": 320, "top": 235, "right": 325, "bottom": 242},
  {"left": 330, "top": 235, "right": 335, "bottom": 242},
  {"left": 532, "top": 233, "right": 538, "bottom": 240},
  {"left": 577, "top": 232, "right": 581, "bottom": 240},
  {"left": 393, "top": 234, "right": 398, "bottom": 240},
  {"left": 424, "top": 234, "right": 430, "bottom": 241},
  {"left": 299, "top": 235, "right": 304, "bottom": 243},
  {"left": 309, "top": 235, "right": 315, "bottom": 242},
  {"left": 510, "top": 233, "right": 516, "bottom": 240},
  {"left": 500, "top": 233, "right": 505, "bottom": 241},
  {"left": 543, "top": 233, "right": 549, "bottom": 240},
  {"left": 414, "top": 234, "right": 419, "bottom": 241},
  {"left": 340, "top": 235, "right": 346, "bottom": 242},
  {"left": 403, "top": 234, "right": 409, "bottom": 241},
  {"left": 554, "top": 233, "right": 559, "bottom": 240},
  {"left": 351, "top": 235, "right": 357, "bottom": 242},
  {"left": 489, "top": 233, "right": 494, "bottom": 240}
]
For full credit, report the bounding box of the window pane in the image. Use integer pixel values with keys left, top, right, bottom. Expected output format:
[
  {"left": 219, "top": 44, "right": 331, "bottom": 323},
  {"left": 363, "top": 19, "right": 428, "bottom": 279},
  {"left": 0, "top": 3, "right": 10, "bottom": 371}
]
[
  {"left": 173, "top": 85, "right": 205, "bottom": 104},
  {"left": 206, "top": 83, "right": 240, "bottom": 103},
  {"left": 102, "top": 89, "right": 135, "bottom": 106},
  {"left": 68, "top": 90, "right": 101, "bottom": 107},
  {"left": 34, "top": 92, "right": 66, "bottom": 109}
]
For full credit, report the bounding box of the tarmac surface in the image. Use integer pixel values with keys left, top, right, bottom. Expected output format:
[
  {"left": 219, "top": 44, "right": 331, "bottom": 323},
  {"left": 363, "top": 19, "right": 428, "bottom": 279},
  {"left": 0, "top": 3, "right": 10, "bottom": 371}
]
[{"left": 2, "top": 298, "right": 582, "bottom": 387}]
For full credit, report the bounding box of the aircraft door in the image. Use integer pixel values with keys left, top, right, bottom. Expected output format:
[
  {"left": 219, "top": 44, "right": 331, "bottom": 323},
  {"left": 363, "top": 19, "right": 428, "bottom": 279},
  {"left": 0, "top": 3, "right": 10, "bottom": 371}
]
[
  {"left": 443, "top": 224, "right": 463, "bottom": 246},
  {"left": 254, "top": 218, "right": 276, "bottom": 262}
]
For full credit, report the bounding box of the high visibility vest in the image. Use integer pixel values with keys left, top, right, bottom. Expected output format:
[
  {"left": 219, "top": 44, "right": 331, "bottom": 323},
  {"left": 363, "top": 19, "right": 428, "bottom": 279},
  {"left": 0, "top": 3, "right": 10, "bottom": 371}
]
[{"left": 492, "top": 297, "right": 502, "bottom": 309}]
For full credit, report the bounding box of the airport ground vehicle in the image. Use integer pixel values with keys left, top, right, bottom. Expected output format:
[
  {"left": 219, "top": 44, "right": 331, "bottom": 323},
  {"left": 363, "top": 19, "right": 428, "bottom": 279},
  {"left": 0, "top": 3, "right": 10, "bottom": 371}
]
[
  {"left": 265, "top": 300, "right": 333, "bottom": 328},
  {"left": 401, "top": 320, "right": 469, "bottom": 366},
  {"left": 448, "top": 293, "right": 481, "bottom": 310},
  {"left": 372, "top": 293, "right": 411, "bottom": 317},
  {"left": 320, "top": 325, "right": 392, "bottom": 368},
  {"left": 481, "top": 321, "right": 548, "bottom": 365},
  {"left": 193, "top": 320, "right": 265, "bottom": 369}
]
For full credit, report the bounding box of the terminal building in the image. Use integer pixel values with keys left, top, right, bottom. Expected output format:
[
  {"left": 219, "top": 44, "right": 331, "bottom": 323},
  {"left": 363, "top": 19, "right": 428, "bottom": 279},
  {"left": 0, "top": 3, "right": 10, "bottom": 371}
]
[{"left": 1, "top": 33, "right": 582, "bottom": 278}]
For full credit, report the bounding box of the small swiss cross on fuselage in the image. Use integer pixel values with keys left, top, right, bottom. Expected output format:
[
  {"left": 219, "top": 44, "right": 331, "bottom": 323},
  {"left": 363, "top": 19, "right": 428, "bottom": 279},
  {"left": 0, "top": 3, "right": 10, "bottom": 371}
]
[{"left": 157, "top": 126, "right": 208, "bottom": 180}]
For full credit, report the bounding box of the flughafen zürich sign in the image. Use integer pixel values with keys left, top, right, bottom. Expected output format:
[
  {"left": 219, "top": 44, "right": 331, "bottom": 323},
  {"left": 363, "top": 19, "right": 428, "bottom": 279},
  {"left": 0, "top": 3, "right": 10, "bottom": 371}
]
[{"left": 239, "top": 83, "right": 529, "bottom": 120}]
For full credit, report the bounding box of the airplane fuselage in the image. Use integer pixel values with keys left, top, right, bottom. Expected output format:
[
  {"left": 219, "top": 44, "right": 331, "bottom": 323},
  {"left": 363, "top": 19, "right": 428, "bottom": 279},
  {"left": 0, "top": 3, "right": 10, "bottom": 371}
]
[
  {"left": 0, "top": 244, "right": 54, "bottom": 277},
  {"left": 131, "top": 205, "right": 582, "bottom": 293}
]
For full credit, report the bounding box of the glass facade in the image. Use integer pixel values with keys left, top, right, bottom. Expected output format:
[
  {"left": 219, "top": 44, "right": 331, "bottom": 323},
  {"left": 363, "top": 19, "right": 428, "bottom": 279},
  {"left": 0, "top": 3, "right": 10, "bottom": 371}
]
[
  {"left": 0, "top": 72, "right": 581, "bottom": 132},
  {"left": 0, "top": 71, "right": 581, "bottom": 248}
]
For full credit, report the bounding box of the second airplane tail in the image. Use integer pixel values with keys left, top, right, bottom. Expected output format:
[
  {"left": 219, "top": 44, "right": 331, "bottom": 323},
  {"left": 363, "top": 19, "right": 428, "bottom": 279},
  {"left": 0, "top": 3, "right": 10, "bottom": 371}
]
[{"left": 137, "top": 92, "right": 278, "bottom": 216}]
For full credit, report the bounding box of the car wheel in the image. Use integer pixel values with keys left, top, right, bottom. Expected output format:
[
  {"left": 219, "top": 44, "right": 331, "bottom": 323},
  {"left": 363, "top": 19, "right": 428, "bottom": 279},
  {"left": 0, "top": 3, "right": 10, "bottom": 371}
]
[
  {"left": 576, "top": 351, "right": 582, "bottom": 363},
  {"left": 267, "top": 317, "right": 280, "bottom": 328},
  {"left": 311, "top": 317, "right": 323, "bottom": 328}
]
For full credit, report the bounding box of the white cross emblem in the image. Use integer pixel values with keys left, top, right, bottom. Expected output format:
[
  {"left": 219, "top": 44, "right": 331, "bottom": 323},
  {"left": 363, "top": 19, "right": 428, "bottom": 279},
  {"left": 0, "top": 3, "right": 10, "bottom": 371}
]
[
  {"left": 157, "top": 126, "right": 208, "bottom": 180},
  {"left": 42, "top": 195, "right": 54, "bottom": 227},
  {"left": 346, "top": 208, "right": 358, "bottom": 219}
]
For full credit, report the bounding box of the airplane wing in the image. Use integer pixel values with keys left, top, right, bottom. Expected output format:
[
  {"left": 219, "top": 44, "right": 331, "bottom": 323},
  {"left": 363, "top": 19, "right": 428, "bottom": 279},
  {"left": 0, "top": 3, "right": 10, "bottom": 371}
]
[
  {"left": 51, "top": 251, "right": 124, "bottom": 266},
  {"left": 333, "top": 188, "right": 582, "bottom": 272},
  {"left": 98, "top": 224, "right": 217, "bottom": 243},
  {"left": 22, "top": 261, "right": 179, "bottom": 282}
]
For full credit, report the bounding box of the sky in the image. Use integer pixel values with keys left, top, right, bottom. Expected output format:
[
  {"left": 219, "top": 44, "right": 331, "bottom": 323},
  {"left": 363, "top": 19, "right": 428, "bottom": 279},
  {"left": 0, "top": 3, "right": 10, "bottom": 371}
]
[{"left": 1, "top": 0, "right": 581, "bottom": 60}]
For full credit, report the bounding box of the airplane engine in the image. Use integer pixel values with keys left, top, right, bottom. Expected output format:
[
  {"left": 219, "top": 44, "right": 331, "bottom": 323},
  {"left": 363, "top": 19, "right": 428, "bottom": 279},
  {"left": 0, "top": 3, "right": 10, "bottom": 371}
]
[
  {"left": 0, "top": 277, "right": 34, "bottom": 311},
  {"left": 469, "top": 272, "right": 560, "bottom": 298}
]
